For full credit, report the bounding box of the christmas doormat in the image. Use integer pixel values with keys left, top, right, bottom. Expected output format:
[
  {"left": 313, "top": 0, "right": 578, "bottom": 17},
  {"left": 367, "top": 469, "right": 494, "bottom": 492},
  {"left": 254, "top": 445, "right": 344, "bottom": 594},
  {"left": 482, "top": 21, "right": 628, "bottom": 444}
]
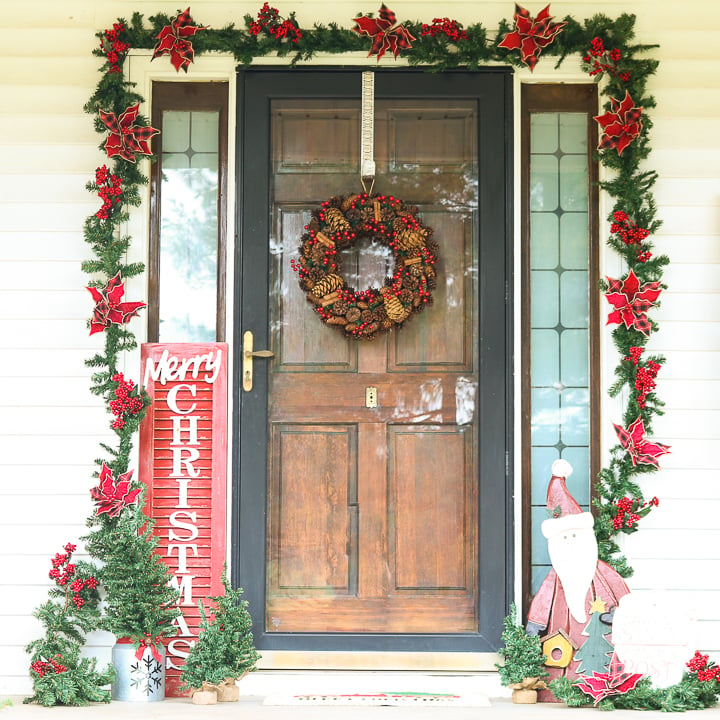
[{"left": 263, "top": 691, "right": 491, "bottom": 707}]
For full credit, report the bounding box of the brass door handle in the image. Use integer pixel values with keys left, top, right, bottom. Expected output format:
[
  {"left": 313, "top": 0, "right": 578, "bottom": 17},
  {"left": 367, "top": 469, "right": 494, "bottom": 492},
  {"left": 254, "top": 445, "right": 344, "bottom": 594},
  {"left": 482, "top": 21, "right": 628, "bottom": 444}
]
[{"left": 242, "top": 330, "right": 274, "bottom": 392}]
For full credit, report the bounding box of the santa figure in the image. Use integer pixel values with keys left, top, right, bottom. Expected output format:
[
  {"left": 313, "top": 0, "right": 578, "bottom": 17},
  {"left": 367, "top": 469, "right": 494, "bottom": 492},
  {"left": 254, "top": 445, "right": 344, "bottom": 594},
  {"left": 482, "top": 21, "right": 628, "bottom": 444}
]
[{"left": 526, "top": 459, "right": 630, "bottom": 701}]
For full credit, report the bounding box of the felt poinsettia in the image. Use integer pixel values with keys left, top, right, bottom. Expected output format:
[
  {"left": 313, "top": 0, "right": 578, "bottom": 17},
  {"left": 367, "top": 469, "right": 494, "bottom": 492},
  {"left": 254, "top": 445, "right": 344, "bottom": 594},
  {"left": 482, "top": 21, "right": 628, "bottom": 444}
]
[
  {"left": 575, "top": 655, "right": 644, "bottom": 705},
  {"left": 614, "top": 417, "right": 671, "bottom": 467},
  {"left": 497, "top": 4, "right": 567, "bottom": 71},
  {"left": 605, "top": 269, "right": 661, "bottom": 336},
  {"left": 152, "top": 7, "right": 207, "bottom": 73},
  {"left": 90, "top": 463, "right": 141, "bottom": 518},
  {"left": 594, "top": 91, "right": 643, "bottom": 155},
  {"left": 99, "top": 103, "right": 159, "bottom": 163},
  {"left": 353, "top": 4, "right": 416, "bottom": 60},
  {"left": 87, "top": 272, "right": 146, "bottom": 335}
]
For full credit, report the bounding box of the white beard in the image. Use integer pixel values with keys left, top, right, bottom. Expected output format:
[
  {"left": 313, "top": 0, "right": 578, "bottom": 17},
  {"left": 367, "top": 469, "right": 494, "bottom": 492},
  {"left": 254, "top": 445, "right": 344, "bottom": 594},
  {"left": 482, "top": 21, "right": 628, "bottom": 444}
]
[{"left": 548, "top": 527, "right": 599, "bottom": 624}]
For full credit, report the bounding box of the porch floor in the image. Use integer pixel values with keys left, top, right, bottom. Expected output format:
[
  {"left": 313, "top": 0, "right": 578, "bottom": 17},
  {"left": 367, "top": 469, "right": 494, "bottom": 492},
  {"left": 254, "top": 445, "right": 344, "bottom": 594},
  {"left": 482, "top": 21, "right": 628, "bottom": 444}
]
[
  {"left": 6, "top": 672, "right": 720, "bottom": 719},
  {"left": 6, "top": 694, "right": 720, "bottom": 719}
]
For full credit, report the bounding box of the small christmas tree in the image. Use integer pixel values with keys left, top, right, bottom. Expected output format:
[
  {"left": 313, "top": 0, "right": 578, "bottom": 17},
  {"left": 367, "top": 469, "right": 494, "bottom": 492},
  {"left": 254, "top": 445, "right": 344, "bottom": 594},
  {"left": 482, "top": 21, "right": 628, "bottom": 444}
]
[
  {"left": 25, "top": 543, "right": 114, "bottom": 706},
  {"left": 86, "top": 500, "right": 180, "bottom": 646},
  {"left": 496, "top": 603, "right": 548, "bottom": 700},
  {"left": 180, "top": 568, "right": 260, "bottom": 694}
]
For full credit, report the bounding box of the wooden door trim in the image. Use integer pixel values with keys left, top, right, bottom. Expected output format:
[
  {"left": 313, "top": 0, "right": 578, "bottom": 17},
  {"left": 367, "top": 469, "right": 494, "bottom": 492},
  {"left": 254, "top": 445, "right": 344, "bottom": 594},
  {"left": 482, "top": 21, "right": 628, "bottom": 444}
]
[{"left": 233, "top": 68, "right": 514, "bottom": 653}]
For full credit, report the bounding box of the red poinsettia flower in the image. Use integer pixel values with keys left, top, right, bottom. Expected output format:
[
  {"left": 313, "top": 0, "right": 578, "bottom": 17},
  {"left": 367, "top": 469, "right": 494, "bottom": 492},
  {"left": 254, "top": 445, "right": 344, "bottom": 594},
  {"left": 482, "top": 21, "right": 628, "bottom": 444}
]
[
  {"left": 576, "top": 655, "right": 644, "bottom": 705},
  {"left": 90, "top": 463, "right": 141, "bottom": 518},
  {"left": 353, "top": 4, "right": 416, "bottom": 60},
  {"left": 99, "top": 103, "right": 160, "bottom": 163},
  {"left": 87, "top": 272, "right": 146, "bottom": 335},
  {"left": 605, "top": 269, "right": 661, "bottom": 336},
  {"left": 594, "top": 91, "right": 643, "bottom": 155},
  {"left": 497, "top": 4, "right": 567, "bottom": 71},
  {"left": 152, "top": 7, "right": 207, "bottom": 73},
  {"left": 614, "top": 417, "right": 671, "bottom": 467}
]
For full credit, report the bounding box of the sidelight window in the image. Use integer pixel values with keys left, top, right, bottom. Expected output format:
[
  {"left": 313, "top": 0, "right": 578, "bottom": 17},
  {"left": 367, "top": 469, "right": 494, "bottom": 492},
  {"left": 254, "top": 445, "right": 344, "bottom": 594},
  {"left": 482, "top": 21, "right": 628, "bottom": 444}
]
[
  {"left": 148, "top": 82, "right": 228, "bottom": 342},
  {"left": 521, "top": 84, "right": 600, "bottom": 608}
]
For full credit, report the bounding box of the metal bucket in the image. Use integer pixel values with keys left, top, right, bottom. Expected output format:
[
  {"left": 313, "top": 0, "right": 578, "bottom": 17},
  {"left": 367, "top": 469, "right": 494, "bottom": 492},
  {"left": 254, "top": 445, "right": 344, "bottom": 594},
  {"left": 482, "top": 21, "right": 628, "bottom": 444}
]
[{"left": 111, "top": 639, "right": 166, "bottom": 702}]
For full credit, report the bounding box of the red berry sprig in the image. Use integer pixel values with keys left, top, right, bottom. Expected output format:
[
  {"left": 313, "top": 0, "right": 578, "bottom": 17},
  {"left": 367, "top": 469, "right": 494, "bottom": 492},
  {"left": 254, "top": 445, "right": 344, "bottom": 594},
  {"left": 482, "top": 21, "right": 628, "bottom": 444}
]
[
  {"left": 583, "top": 37, "right": 630, "bottom": 82},
  {"left": 612, "top": 496, "right": 658, "bottom": 531},
  {"left": 687, "top": 652, "right": 720, "bottom": 682},
  {"left": 421, "top": 18, "right": 468, "bottom": 42},
  {"left": 47, "top": 543, "right": 98, "bottom": 609},
  {"left": 94, "top": 165, "right": 123, "bottom": 221},
  {"left": 249, "top": 3, "right": 302, "bottom": 43},
  {"left": 100, "top": 22, "right": 130, "bottom": 74},
  {"left": 30, "top": 655, "right": 67, "bottom": 678},
  {"left": 109, "top": 372, "right": 144, "bottom": 430},
  {"left": 610, "top": 210, "right": 652, "bottom": 262}
]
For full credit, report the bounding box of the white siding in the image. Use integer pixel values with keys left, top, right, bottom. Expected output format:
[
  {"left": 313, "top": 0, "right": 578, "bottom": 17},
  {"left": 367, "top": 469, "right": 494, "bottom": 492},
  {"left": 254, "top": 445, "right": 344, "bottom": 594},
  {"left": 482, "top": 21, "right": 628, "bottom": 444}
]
[{"left": 1, "top": 0, "right": 718, "bottom": 696}]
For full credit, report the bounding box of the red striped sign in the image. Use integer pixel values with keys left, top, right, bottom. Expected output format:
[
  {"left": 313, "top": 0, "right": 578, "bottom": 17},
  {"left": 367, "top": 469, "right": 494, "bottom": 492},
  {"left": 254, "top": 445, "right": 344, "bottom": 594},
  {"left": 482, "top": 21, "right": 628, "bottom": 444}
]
[{"left": 139, "top": 343, "right": 228, "bottom": 696}]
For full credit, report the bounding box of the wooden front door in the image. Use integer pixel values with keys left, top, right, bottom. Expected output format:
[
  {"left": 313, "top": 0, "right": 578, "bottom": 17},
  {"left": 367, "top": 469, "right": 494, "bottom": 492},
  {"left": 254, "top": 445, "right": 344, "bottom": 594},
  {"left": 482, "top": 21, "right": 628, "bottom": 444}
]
[{"left": 235, "top": 70, "right": 512, "bottom": 652}]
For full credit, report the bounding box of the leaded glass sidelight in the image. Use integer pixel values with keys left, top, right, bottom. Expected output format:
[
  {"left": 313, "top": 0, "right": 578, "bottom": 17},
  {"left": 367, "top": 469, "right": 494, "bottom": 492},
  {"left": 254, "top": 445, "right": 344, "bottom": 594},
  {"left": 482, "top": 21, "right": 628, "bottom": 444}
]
[
  {"left": 522, "top": 85, "right": 599, "bottom": 600},
  {"left": 149, "top": 83, "right": 228, "bottom": 343}
]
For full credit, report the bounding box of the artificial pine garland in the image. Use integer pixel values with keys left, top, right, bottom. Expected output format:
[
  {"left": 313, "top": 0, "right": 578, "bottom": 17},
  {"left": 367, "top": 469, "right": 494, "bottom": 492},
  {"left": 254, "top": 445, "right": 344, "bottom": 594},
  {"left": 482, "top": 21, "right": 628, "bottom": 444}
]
[{"left": 85, "top": 0, "right": 665, "bottom": 575}]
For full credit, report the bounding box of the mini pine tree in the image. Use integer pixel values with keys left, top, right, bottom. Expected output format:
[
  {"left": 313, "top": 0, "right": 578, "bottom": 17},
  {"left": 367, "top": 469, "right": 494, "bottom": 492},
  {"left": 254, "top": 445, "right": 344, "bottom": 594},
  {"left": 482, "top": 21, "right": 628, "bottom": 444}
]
[
  {"left": 180, "top": 569, "right": 260, "bottom": 691},
  {"left": 496, "top": 603, "right": 549, "bottom": 687},
  {"left": 25, "top": 543, "right": 114, "bottom": 706}
]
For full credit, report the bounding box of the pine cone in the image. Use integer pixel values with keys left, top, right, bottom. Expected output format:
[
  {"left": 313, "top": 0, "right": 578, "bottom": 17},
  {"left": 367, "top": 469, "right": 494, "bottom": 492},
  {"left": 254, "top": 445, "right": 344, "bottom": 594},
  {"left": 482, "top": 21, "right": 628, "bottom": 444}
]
[
  {"left": 311, "top": 273, "right": 343, "bottom": 298},
  {"left": 309, "top": 267, "right": 325, "bottom": 282},
  {"left": 324, "top": 208, "right": 351, "bottom": 233},
  {"left": 346, "top": 307, "right": 361, "bottom": 323},
  {"left": 360, "top": 206, "right": 375, "bottom": 222},
  {"left": 332, "top": 300, "right": 349, "bottom": 315},
  {"left": 382, "top": 291, "right": 410, "bottom": 323},
  {"left": 392, "top": 217, "right": 407, "bottom": 233},
  {"left": 346, "top": 208, "right": 362, "bottom": 222},
  {"left": 380, "top": 208, "right": 394, "bottom": 222},
  {"left": 396, "top": 229, "right": 427, "bottom": 251},
  {"left": 372, "top": 306, "right": 388, "bottom": 322},
  {"left": 361, "top": 310, "right": 374, "bottom": 324},
  {"left": 399, "top": 289, "right": 413, "bottom": 305},
  {"left": 403, "top": 274, "right": 419, "bottom": 290},
  {"left": 409, "top": 264, "right": 424, "bottom": 278},
  {"left": 381, "top": 317, "right": 393, "bottom": 330},
  {"left": 326, "top": 315, "right": 348, "bottom": 326},
  {"left": 341, "top": 194, "right": 359, "bottom": 211}
]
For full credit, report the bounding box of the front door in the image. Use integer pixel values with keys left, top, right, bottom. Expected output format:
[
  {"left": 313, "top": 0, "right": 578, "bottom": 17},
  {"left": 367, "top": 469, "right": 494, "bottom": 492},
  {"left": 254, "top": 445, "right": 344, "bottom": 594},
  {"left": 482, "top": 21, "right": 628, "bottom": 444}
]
[{"left": 235, "top": 69, "right": 512, "bottom": 652}]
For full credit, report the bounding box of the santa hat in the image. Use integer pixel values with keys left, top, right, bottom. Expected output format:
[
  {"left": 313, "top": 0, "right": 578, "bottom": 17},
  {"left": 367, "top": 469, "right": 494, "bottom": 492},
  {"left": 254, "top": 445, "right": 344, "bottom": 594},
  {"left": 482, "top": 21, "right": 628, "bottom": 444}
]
[{"left": 541, "top": 459, "right": 594, "bottom": 538}]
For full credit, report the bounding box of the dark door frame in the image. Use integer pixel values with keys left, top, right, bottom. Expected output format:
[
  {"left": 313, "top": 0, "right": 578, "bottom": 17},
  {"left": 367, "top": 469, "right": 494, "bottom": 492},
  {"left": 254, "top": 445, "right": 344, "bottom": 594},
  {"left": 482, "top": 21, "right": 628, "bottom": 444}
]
[{"left": 232, "top": 68, "right": 514, "bottom": 652}]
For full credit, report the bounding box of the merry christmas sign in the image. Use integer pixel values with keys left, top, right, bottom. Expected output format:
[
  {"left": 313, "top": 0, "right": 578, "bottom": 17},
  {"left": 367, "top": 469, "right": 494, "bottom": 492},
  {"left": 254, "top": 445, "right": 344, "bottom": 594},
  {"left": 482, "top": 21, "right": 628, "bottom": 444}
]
[{"left": 139, "top": 343, "right": 228, "bottom": 696}]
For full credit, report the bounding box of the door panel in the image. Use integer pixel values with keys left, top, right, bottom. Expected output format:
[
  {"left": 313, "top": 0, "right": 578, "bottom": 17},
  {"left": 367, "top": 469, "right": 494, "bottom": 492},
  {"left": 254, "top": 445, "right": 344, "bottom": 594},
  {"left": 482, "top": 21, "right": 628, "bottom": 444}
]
[{"left": 236, "top": 70, "right": 512, "bottom": 652}]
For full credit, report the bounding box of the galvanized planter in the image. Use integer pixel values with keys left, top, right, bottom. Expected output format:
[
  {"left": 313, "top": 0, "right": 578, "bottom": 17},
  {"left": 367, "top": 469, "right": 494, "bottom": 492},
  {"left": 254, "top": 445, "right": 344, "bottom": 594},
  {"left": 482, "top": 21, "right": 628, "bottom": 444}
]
[{"left": 111, "top": 639, "right": 166, "bottom": 702}]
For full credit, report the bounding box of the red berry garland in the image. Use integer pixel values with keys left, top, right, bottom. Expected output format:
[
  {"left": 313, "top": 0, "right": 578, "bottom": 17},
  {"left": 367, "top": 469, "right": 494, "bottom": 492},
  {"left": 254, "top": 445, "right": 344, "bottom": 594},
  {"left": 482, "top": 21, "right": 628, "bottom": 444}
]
[{"left": 293, "top": 193, "right": 439, "bottom": 340}]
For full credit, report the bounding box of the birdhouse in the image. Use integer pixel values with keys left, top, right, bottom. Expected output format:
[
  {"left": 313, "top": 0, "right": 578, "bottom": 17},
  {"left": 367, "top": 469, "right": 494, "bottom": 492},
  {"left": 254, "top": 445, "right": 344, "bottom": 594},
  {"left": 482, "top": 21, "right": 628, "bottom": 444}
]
[{"left": 541, "top": 629, "right": 577, "bottom": 669}]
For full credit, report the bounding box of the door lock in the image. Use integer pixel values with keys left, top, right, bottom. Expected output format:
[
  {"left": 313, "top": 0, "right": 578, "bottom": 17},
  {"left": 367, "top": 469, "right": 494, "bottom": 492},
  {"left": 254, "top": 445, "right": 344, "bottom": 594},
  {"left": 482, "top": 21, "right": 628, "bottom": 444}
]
[{"left": 242, "top": 330, "right": 274, "bottom": 392}]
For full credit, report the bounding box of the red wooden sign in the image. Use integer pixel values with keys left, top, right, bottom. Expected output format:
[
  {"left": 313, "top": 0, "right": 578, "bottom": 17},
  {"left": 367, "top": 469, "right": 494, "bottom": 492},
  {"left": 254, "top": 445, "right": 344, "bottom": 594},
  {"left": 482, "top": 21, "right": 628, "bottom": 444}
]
[{"left": 139, "top": 343, "right": 228, "bottom": 696}]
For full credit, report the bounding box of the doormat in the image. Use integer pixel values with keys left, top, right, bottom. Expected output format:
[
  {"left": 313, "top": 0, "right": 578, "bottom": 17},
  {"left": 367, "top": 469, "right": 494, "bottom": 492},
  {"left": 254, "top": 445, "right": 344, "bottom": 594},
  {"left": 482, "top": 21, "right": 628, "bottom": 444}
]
[{"left": 263, "top": 692, "right": 492, "bottom": 707}]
